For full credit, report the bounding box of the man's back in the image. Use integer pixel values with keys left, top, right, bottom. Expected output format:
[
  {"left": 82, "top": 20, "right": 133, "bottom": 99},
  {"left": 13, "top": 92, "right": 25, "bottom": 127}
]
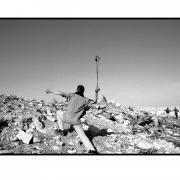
[{"left": 65, "top": 93, "right": 89, "bottom": 124}]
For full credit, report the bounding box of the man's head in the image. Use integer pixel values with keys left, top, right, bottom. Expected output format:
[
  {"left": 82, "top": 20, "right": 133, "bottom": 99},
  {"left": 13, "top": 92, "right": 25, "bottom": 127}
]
[{"left": 76, "top": 85, "right": 85, "bottom": 96}]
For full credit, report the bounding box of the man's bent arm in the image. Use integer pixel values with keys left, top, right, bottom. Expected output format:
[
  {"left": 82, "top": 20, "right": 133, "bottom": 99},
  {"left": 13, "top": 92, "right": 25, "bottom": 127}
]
[
  {"left": 94, "top": 87, "right": 100, "bottom": 103},
  {"left": 87, "top": 88, "right": 101, "bottom": 108}
]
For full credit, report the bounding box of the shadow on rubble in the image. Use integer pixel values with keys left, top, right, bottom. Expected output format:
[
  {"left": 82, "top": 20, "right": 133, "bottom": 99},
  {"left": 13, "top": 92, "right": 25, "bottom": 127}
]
[
  {"left": 0, "top": 119, "right": 8, "bottom": 133},
  {"left": 84, "top": 125, "right": 115, "bottom": 141}
]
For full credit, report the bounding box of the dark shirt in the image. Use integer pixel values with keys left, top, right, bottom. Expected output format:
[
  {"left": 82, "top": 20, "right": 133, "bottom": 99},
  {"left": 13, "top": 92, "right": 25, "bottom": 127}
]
[
  {"left": 165, "top": 108, "right": 170, "bottom": 113},
  {"left": 174, "top": 109, "right": 179, "bottom": 113}
]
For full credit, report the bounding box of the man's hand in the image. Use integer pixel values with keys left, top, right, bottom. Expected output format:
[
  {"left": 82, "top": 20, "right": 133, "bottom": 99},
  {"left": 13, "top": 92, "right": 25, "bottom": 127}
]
[
  {"left": 46, "top": 89, "right": 51, "bottom": 94},
  {"left": 95, "top": 88, "right": 100, "bottom": 93}
]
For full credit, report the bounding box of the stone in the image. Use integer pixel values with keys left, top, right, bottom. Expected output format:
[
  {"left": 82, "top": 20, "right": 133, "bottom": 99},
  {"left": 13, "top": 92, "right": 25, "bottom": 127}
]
[
  {"left": 29, "top": 122, "right": 36, "bottom": 129},
  {"left": 99, "top": 104, "right": 107, "bottom": 109},
  {"left": 11, "top": 136, "right": 19, "bottom": 141},
  {"left": 114, "top": 114, "right": 124, "bottom": 123},
  {"left": 115, "top": 103, "right": 120, "bottom": 107},
  {"left": 80, "top": 118, "right": 86, "bottom": 123},
  {"left": 82, "top": 124, "right": 89, "bottom": 131},
  {"left": 13, "top": 141, "right": 20, "bottom": 146},
  {"left": 46, "top": 115, "right": 56, "bottom": 122},
  {"left": 107, "top": 129, "right": 113, "bottom": 133},
  {"left": 104, "top": 141, "right": 112, "bottom": 148},
  {"left": 67, "top": 149, "right": 77, "bottom": 154},
  {"left": 99, "top": 95, "right": 107, "bottom": 104},
  {"left": 46, "top": 108, "right": 52, "bottom": 116},
  {"left": 52, "top": 146, "right": 61, "bottom": 151},
  {"left": 16, "top": 130, "right": 33, "bottom": 144},
  {"left": 151, "top": 116, "right": 159, "bottom": 126},
  {"left": 69, "top": 141, "right": 74, "bottom": 146},
  {"left": 38, "top": 128, "right": 47, "bottom": 134},
  {"left": 0, "top": 150, "right": 11, "bottom": 154},
  {"left": 94, "top": 110, "right": 103, "bottom": 116},
  {"left": 137, "top": 140, "right": 154, "bottom": 150},
  {"left": 32, "top": 116, "right": 43, "bottom": 130},
  {"left": 56, "top": 141, "right": 65, "bottom": 146},
  {"left": 153, "top": 141, "right": 162, "bottom": 150},
  {"left": 122, "top": 120, "right": 130, "bottom": 128},
  {"left": 33, "top": 137, "right": 41, "bottom": 143},
  {"left": 26, "top": 128, "right": 34, "bottom": 134},
  {"left": 15, "top": 115, "right": 24, "bottom": 129},
  {"left": 23, "top": 125, "right": 29, "bottom": 131}
]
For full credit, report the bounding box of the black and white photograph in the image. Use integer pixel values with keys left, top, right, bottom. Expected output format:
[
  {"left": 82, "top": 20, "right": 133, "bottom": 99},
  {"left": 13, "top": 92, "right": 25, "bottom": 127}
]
[{"left": 0, "top": 18, "right": 180, "bottom": 155}]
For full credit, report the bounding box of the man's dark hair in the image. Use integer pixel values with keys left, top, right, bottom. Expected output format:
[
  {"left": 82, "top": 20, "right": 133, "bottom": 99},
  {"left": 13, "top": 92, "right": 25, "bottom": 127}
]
[{"left": 75, "top": 85, "right": 85, "bottom": 97}]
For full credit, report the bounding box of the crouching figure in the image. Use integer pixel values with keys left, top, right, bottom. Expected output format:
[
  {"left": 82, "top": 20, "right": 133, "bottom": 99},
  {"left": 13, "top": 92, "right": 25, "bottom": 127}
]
[{"left": 46, "top": 85, "right": 100, "bottom": 154}]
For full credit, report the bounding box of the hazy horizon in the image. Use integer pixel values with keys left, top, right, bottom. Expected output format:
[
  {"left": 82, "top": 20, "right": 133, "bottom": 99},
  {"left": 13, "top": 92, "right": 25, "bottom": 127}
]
[{"left": 0, "top": 19, "right": 180, "bottom": 107}]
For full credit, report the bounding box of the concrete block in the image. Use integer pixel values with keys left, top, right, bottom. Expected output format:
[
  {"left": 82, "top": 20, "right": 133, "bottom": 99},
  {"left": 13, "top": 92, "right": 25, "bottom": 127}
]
[{"left": 16, "top": 130, "right": 33, "bottom": 144}]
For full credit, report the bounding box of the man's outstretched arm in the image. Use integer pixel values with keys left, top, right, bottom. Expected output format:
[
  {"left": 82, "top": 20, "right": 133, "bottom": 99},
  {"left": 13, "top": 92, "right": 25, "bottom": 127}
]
[{"left": 46, "top": 89, "right": 71, "bottom": 98}]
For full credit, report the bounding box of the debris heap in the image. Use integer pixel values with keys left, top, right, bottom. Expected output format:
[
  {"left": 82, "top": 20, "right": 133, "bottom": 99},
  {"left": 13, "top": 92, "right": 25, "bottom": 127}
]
[{"left": 0, "top": 94, "right": 180, "bottom": 154}]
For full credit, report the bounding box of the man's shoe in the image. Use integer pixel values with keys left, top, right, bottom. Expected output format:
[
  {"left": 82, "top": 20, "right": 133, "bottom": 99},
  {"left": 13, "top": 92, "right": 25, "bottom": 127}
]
[
  {"left": 88, "top": 150, "right": 99, "bottom": 154},
  {"left": 54, "top": 129, "right": 68, "bottom": 136}
]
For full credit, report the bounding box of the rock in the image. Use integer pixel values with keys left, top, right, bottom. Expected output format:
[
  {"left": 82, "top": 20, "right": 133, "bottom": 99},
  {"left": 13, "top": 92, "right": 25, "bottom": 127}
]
[
  {"left": 115, "top": 103, "right": 120, "bottom": 107},
  {"left": 107, "top": 129, "right": 113, "bottom": 133},
  {"left": 94, "top": 110, "right": 103, "bottom": 116},
  {"left": 33, "top": 137, "right": 41, "bottom": 143},
  {"left": 28, "top": 102, "right": 34, "bottom": 107},
  {"left": 153, "top": 139, "right": 174, "bottom": 150},
  {"left": 46, "top": 115, "right": 56, "bottom": 122},
  {"left": 16, "top": 130, "right": 33, "bottom": 144},
  {"left": 23, "top": 124, "right": 29, "bottom": 131},
  {"left": 0, "top": 150, "right": 11, "bottom": 154},
  {"left": 68, "top": 141, "right": 74, "bottom": 146},
  {"left": 99, "top": 104, "right": 107, "bottom": 109},
  {"left": 56, "top": 141, "right": 65, "bottom": 146},
  {"left": 38, "top": 128, "right": 47, "bottom": 134},
  {"left": 114, "top": 114, "right": 124, "bottom": 123},
  {"left": 80, "top": 118, "right": 86, "bottom": 123},
  {"left": 104, "top": 141, "right": 112, "bottom": 148},
  {"left": 67, "top": 149, "right": 77, "bottom": 154},
  {"left": 151, "top": 116, "right": 159, "bottom": 126},
  {"left": 29, "top": 122, "right": 36, "bottom": 129},
  {"left": 11, "top": 136, "right": 19, "bottom": 141},
  {"left": 15, "top": 115, "right": 24, "bottom": 129},
  {"left": 46, "top": 108, "right": 52, "bottom": 116},
  {"left": 52, "top": 146, "right": 61, "bottom": 151},
  {"left": 82, "top": 124, "right": 89, "bottom": 131},
  {"left": 99, "top": 95, "right": 107, "bottom": 104},
  {"left": 137, "top": 140, "right": 154, "bottom": 150},
  {"left": 13, "top": 141, "right": 20, "bottom": 146},
  {"left": 122, "top": 120, "right": 130, "bottom": 128},
  {"left": 32, "top": 116, "right": 43, "bottom": 130},
  {"left": 26, "top": 128, "right": 34, "bottom": 134},
  {"left": 153, "top": 141, "right": 162, "bottom": 150}
]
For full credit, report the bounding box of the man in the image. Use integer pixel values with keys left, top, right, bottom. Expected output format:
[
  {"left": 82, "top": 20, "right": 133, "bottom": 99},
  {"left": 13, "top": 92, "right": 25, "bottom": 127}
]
[
  {"left": 46, "top": 85, "right": 100, "bottom": 154},
  {"left": 164, "top": 107, "right": 170, "bottom": 119},
  {"left": 173, "top": 107, "right": 179, "bottom": 119}
]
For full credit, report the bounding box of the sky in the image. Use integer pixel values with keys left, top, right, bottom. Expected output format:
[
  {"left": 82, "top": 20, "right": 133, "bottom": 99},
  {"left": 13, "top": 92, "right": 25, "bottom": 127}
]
[{"left": 0, "top": 19, "right": 180, "bottom": 107}]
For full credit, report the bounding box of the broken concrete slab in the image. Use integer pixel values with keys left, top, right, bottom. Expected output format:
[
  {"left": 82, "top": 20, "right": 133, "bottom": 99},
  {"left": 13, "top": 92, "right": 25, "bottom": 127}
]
[{"left": 16, "top": 130, "right": 33, "bottom": 144}]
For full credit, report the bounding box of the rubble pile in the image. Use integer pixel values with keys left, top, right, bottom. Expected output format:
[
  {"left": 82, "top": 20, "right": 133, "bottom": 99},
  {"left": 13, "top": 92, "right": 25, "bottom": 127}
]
[{"left": 0, "top": 94, "right": 180, "bottom": 154}]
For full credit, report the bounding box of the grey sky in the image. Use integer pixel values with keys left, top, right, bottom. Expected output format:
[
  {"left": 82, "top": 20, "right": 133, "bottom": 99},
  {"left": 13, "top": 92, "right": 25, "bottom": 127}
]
[{"left": 0, "top": 19, "right": 180, "bottom": 107}]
